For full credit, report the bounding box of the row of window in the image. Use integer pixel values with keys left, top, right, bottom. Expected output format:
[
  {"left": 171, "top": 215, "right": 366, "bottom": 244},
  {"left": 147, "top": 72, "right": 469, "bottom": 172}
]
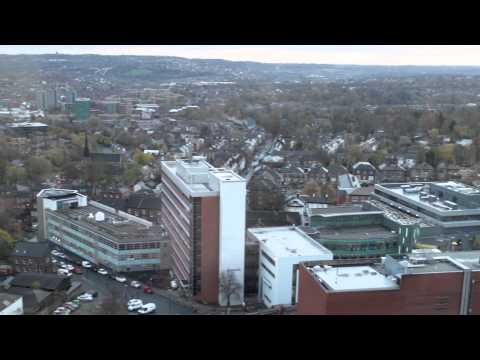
[
  {"left": 261, "top": 263, "right": 276, "bottom": 278},
  {"left": 261, "top": 250, "right": 276, "bottom": 267}
]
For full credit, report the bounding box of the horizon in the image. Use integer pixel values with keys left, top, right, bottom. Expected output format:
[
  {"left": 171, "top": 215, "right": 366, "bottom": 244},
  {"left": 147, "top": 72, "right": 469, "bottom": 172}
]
[{"left": 2, "top": 45, "right": 480, "bottom": 66}]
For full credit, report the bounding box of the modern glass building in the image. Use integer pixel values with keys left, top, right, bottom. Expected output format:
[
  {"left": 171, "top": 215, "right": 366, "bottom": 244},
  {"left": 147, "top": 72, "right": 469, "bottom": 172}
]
[
  {"left": 305, "top": 204, "right": 420, "bottom": 259},
  {"left": 73, "top": 98, "right": 91, "bottom": 120}
]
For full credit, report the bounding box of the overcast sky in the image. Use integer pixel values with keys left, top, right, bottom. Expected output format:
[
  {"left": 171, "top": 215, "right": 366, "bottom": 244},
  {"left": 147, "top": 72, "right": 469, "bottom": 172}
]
[{"left": 1, "top": 45, "right": 480, "bottom": 66}]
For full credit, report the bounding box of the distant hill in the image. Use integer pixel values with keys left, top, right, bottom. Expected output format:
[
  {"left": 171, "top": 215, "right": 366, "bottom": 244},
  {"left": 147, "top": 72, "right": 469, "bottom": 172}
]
[{"left": 2, "top": 54, "right": 480, "bottom": 83}]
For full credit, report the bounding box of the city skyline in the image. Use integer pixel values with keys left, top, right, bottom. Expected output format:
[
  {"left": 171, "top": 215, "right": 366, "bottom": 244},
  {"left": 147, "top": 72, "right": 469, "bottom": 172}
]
[{"left": 1, "top": 45, "right": 480, "bottom": 66}]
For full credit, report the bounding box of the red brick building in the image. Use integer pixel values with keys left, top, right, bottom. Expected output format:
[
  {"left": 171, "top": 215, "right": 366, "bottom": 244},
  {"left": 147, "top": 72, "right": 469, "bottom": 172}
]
[{"left": 297, "top": 255, "right": 480, "bottom": 315}]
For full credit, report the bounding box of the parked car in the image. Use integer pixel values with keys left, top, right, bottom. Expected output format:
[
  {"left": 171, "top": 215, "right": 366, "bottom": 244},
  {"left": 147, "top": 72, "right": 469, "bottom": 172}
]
[
  {"left": 170, "top": 280, "right": 178, "bottom": 290},
  {"left": 51, "top": 250, "right": 60, "bottom": 256},
  {"left": 65, "top": 264, "right": 75, "bottom": 271},
  {"left": 73, "top": 267, "right": 83, "bottom": 275},
  {"left": 64, "top": 302, "right": 79, "bottom": 311},
  {"left": 130, "top": 281, "right": 142, "bottom": 288},
  {"left": 85, "top": 290, "right": 98, "bottom": 298},
  {"left": 115, "top": 276, "right": 127, "bottom": 283},
  {"left": 97, "top": 268, "right": 108, "bottom": 275},
  {"left": 53, "top": 307, "right": 71, "bottom": 315},
  {"left": 138, "top": 303, "right": 156, "bottom": 314},
  {"left": 77, "top": 293, "right": 93, "bottom": 302},
  {"left": 143, "top": 286, "right": 154, "bottom": 294},
  {"left": 57, "top": 269, "right": 72, "bottom": 277},
  {"left": 127, "top": 299, "right": 143, "bottom": 311},
  {"left": 81, "top": 261, "right": 92, "bottom": 268},
  {"left": 51, "top": 259, "right": 58, "bottom": 264}
]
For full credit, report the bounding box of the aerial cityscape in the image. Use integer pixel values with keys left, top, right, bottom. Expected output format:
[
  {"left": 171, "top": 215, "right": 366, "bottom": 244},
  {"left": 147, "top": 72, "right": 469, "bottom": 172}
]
[{"left": 3, "top": 45, "right": 480, "bottom": 315}]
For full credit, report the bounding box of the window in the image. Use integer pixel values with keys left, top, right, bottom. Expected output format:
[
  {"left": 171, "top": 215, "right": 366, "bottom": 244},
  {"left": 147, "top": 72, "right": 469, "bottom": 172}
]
[
  {"left": 261, "top": 263, "right": 275, "bottom": 278},
  {"left": 261, "top": 250, "right": 276, "bottom": 266}
]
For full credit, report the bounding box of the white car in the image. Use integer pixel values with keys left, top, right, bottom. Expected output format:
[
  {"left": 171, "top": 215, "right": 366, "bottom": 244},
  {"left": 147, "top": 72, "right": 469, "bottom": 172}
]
[
  {"left": 51, "top": 259, "right": 58, "bottom": 264},
  {"left": 51, "top": 250, "right": 60, "bottom": 256},
  {"left": 57, "top": 269, "right": 72, "bottom": 277},
  {"left": 127, "top": 299, "right": 143, "bottom": 311},
  {"left": 57, "top": 253, "right": 66, "bottom": 258},
  {"left": 170, "top": 280, "right": 178, "bottom": 290},
  {"left": 81, "top": 261, "right": 92, "bottom": 268},
  {"left": 77, "top": 294, "right": 93, "bottom": 302},
  {"left": 130, "top": 281, "right": 141, "bottom": 288},
  {"left": 115, "top": 276, "right": 127, "bottom": 283},
  {"left": 97, "top": 268, "right": 108, "bottom": 275},
  {"left": 64, "top": 264, "right": 74, "bottom": 271},
  {"left": 53, "top": 307, "right": 71, "bottom": 315},
  {"left": 137, "top": 303, "right": 156, "bottom": 314}
]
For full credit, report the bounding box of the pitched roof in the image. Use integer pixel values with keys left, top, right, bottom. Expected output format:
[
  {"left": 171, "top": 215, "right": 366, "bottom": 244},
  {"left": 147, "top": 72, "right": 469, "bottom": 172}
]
[
  {"left": 126, "top": 194, "right": 162, "bottom": 210},
  {"left": 11, "top": 273, "right": 69, "bottom": 291},
  {"left": 13, "top": 242, "right": 49, "bottom": 258}
]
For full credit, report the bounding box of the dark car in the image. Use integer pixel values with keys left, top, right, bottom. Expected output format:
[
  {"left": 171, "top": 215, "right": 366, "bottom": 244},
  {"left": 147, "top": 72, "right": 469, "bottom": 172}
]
[
  {"left": 143, "top": 286, "right": 154, "bottom": 294},
  {"left": 73, "top": 267, "right": 83, "bottom": 275}
]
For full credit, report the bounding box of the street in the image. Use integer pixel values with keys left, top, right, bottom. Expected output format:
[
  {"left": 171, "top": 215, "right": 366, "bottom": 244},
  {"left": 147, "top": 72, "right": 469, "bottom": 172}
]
[{"left": 73, "top": 270, "right": 193, "bottom": 315}]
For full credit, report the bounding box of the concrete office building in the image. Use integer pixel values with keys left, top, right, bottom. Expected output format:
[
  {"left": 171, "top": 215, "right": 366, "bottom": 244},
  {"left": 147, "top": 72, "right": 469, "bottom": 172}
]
[
  {"left": 297, "top": 253, "right": 480, "bottom": 315},
  {"left": 248, "top": 226, "right": 333, "bottom": 308},
  {"left": 160, "top": 157, "right": 246, "bottom": 306},
  {"left": 36, "top": 90, "right": 57, "bottom": 111},
  {"left": 37, "top": 189, "right": 168, "bottom": 273},
  {"left": 372, "top": 182, "right": 480, "bottom": 247}
]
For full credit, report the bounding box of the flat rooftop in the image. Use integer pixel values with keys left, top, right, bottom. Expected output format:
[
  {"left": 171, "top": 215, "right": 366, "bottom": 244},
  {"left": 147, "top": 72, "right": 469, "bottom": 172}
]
[
  {"left": 309, "top": 204, "right": 383, "bottom": 217},
  {"left": 315, "top": 226, "right": 397, "bottom": 241},
  {"left": 377, "top": 182, "right": 480, "bottom": 213},
  {"left": 6, "top": 122, "right": 48, "bottom": 128},
  {"left": 311, "top": 265, "right": 399, "bottom": 292},
  {"left": 38, "top": 189, "right": 82, "bottom": 200},
  {"left": 248, "top": 226, "right": 332, "bottom": 258},
  {"left": 161, "top": 159, "right": 245, "bottom": 197},
  {"left": 49, "top": 203, "right": 165, "bottom": 244},
  {"left": 0, "top": 292, "right": 22, "bottom": 312}
]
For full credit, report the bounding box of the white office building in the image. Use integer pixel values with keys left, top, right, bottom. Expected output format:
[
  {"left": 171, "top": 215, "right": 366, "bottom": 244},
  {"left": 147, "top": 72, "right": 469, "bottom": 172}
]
[{"left": 248, "top": 226, "right": 333, "bottom": 308}]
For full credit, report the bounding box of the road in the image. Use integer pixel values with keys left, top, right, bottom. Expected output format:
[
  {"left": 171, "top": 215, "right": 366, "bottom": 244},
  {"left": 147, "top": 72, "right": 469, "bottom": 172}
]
[
  {"left": 75, "top": 270, "right": 193, "bottom": 315},
  {"left": 50, "top": 246, "right": 193, "bottom": 315},
  {"left": 244, "top": 136, "right": 279, "bottom": 183}
]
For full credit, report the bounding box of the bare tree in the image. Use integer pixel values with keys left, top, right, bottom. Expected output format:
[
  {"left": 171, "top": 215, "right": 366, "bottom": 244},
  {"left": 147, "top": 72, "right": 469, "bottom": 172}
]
[{"left": 219, "top": 270, "right": 242, "bottom": 314}]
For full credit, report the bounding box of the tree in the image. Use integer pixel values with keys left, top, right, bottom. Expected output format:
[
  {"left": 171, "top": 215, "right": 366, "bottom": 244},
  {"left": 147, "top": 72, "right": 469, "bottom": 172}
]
[
  {"left": 219, "top": 270, "right": 242, "bottom": 313},
  {"left": 6, "top": 166, "right": 26, "bottom": 186},
  {"left": 133, "top": 150, "right": 154, "bottom": 166},
  {"left": 0, "top": 227, "right": 15, "bottom": 260},
  {"left": 123, "top": 163, "right": 143, "bottom": 185},
  {"left": 46, "top": 149, "right": 66, "bottom": 168},
  {"left": 25, "top": 157, "right": 53, "bottom": 183},
  {"left": 303, "top": 181, "right": 322, "bottom": 197}
]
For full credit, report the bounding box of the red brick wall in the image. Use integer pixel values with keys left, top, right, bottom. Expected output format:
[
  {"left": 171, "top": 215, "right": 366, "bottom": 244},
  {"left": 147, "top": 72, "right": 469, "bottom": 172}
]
[
  {"left": 297, "top": 265, "right": 465, "bottom": 315},
  {"left": 199, "top": 196, "right": 220, "bottom": 304},
  {"left": 468, "top": 271, "right": 480, "bottom": 314}
]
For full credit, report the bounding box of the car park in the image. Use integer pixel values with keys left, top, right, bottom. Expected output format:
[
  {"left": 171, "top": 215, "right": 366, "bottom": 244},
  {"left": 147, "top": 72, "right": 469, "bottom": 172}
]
[
  {"left": 115, "top": 276, "right": 127, "bottom": 283},
  {"left": 97, "top": 268, "right": 108, "bottom": 275},
  {"left": 130, "top": 281, "right": 141, "bottom": 288},
  {"left": 138, "top": 303, "right": 156, "bottom": 314}
]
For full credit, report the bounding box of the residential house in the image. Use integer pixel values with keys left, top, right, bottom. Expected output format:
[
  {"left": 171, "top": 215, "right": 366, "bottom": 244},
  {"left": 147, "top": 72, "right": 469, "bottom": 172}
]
[
  {"left": 352, "top": 162, "right": 377, "bottom": 185},
  {"left": 348, "top": 185, "right": 375, "bottom": 203},
  {"left": 247, "top": 176, "right": 284, "bottom": 211},
  {"left": 409, "top": 162, "right": 435, "bottom": 181},
  {"left": 327, "top": 164, "right": 349, "bottom": 184},
  {"left": 11, "top": 242, "right": 53, "bottom": 274},
  {"left": 307, "top": 165, "right": 329, "bottom": 185},
  {"left": 125, "top": 192, "right": 162, "bottom": 224},
  {"left": 378, "top": 163, "right": 407, "bottom": 183}
]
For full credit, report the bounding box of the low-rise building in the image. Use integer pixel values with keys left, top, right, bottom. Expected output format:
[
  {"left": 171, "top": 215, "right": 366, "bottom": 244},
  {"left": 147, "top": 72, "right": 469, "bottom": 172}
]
[
  {"left": 37, "top": 189, "right": 168, "bottom": 273},
  {"left": 247, "top": 226, "right": 333, "bottom": 308},
  {"left": 11, "top": 242, "right": 53, "bottom": 274},
  {"left": 0, "top": 293, "right": 23, "bottom": 315},
  {"left": 297, "top": 254, "right": 480, "bottom": 315},
  {"left": 352, "top": 162, "right": 377, "bottom": 185}
]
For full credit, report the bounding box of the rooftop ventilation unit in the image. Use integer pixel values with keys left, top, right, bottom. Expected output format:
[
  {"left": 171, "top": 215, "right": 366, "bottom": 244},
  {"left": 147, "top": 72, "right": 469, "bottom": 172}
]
[
  {"left": 88, "top": 213, "right": 94, "bottom": 220},
  {"left": 95, "top": 212, "right": 105, "bottom": 222}
]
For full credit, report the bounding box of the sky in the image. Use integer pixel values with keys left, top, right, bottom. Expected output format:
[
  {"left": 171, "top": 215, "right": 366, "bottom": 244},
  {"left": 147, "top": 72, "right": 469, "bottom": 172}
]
[{"left": 1, "top": 45, "right": 480, "bottom": 66}]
